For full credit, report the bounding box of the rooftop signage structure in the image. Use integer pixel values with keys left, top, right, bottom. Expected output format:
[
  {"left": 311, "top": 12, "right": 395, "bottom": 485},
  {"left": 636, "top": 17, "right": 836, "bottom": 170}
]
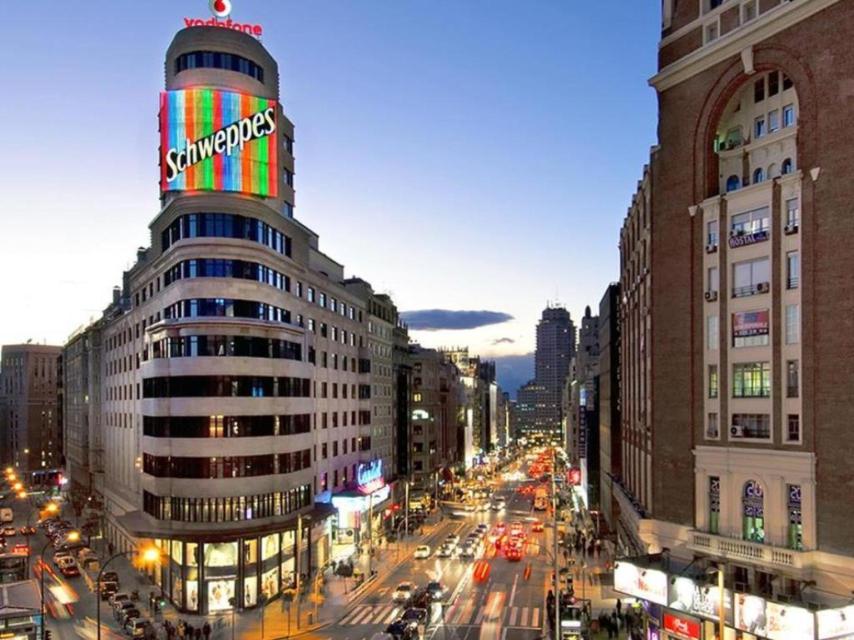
[
  {"left": 183, "top": 0, "right": 263, "bottom": 37},
  {"left": 159, "top": 89, "right": 278, "bottom": 198}
]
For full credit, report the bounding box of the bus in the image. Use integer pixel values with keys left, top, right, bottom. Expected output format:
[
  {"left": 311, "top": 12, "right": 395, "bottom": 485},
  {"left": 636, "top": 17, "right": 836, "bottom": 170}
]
[{"left": 534, "top": 487, "right": 549, "bottom": 511}]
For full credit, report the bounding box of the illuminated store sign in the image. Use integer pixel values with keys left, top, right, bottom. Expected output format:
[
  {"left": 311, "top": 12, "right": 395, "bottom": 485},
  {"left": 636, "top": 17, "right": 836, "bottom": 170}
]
[
  {"left": 358, "top": 460, "right": 383, "bottom": 487},
  {"left": 735, "top": 593, "right": 767, "bottom": 636},
  {"left": 159, "top": 89, "right": 277, "bottom": 198},
  {"left": 332, "top": 484, "right": 390, "bottom": 514},
  {"left": 613, "top": 561, "right": 668, "bottom": 606},
  {"left": 662, "top": 613, "right": 700, "bottom": 640}
]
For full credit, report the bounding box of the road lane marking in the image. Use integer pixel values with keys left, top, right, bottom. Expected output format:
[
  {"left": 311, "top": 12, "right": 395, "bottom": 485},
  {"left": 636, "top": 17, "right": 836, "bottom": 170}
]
[
  {"left": 531, "top": 607, "right": 539, "bottom": 628},
  {"left": 508, "top": 574, "right": 518, "bottom": 608},
  {"left": 521, "top": 607, "right": 529, "bottom": 627},
  {"left": 508, "top": 608, "right": 517, "bottom": 626}
]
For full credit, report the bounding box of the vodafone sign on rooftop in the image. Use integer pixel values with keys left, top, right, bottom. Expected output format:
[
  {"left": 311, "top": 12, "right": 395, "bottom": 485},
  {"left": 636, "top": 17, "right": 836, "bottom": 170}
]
[{"left": 184, "top": 0, "right": 263, "bottom": 38}]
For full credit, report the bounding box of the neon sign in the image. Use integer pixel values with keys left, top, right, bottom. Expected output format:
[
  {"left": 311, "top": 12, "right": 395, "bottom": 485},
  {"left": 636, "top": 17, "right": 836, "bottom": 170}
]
[{"left": 159, "top": 89, "right": 278, "bottom": 198}]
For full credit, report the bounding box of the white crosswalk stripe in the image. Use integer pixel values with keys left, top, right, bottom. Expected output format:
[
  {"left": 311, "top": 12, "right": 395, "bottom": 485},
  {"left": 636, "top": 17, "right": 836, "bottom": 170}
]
[
  {"left": 505, "top": 606, "right": 541, "bottom": 628},
  {"left": 340, "top": 604, "right": 400, "bottom": 626}
]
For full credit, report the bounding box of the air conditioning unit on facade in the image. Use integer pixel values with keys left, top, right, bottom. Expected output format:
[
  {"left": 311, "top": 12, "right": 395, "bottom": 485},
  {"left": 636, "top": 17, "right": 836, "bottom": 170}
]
[
  {"left": 757, "top": 281, "right": 770, "bottom": 293},
  {"left": 730, "top": 425, "right": 745, "bottom": 438},
  {"left": 705, "top": 290, "right": 718, "bottom": 302},
  {"left": 784, "top": 223, "right": 799, "bottom": 235},
  {"left": 705, "top": 244, "right": 718, "bottom": 254}
]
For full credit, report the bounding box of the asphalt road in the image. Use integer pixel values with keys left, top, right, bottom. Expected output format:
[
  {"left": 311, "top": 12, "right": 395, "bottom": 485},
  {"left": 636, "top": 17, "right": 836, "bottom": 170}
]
[{"left": 321, "top": 468, "right": 555, "bottom": 640}]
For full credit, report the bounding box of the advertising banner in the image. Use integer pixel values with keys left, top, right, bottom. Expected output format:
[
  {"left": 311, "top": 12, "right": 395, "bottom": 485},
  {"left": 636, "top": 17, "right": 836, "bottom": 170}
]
[
  {"left": 818, "top": 605, "right": 854, "bottom": 639},
  {"left": 735, "top": 593, "right": 767, "bottom": 636},
  {"left": 668, "top": 576, "right": 733, "bottom": 624},
  {"left": 160, "top": 89, "right": 278, "bottom": 197},
  {"left": 765, "top": 602, "right": 815, "bottom": 640},
  {"left": 613, "top": 561, "right": 668, "bottom": 605},
  {"left": 732, "top": 310, "right": 769, "bottom": 337}
]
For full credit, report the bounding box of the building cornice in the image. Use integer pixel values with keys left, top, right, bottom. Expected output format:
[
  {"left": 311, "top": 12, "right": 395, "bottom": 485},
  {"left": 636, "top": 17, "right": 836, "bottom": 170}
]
[{"left": 650, "top": 0, "right": 840, "bottom": 92}]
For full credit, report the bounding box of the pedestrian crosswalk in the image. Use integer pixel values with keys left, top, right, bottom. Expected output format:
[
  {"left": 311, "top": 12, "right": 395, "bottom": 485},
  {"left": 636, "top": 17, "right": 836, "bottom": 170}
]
[{"left": 338, "top": 604, "right": 542, "bottom": 629}]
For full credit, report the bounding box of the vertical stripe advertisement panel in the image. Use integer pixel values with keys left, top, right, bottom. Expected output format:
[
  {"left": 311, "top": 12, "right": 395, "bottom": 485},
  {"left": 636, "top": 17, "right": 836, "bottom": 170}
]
[{"left": 159, "top": 88, "right": 278, "bottom": 198}]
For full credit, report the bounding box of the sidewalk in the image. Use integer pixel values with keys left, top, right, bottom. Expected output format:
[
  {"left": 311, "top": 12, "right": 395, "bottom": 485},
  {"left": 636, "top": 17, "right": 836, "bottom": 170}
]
[{"left": 81, "top": 514, "right": 447, "bottom": 640}]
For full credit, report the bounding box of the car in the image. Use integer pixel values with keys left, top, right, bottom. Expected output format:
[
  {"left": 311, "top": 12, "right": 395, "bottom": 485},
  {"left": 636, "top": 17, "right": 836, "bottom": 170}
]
[
  {"left": 401, "top": 608, "right": 429, "bottom": 625},
  {"left": 392, "top": 582, "right": 416, "bottom": 604},
  {"left": 458, "top": 545, "right": 477, "bottom": 560},
  {"left": 413, "top": 545, "right": 431, "bottom": 559},
  {"left": 532, "top": 521, "right": 544, "bottom": 532},
  {"left": 17, "top": 527, "right": 35, "bottom": 536},
  {"left": 386, "top": 619, "right": 417, "bottom": 640},
  {"left": 436, "top": 544, "right": 456, "bottom": 559},
  {"left": 60, "top": 564, "right": 81, "bottom": 578},
  {"left": 462, "top": 503, "right": 476, "bottom": 513},
  {"left": 426, "top": 581, "right": 445, "bottom": 601},
  {"left": 476, "top": 524, "right": 489, "bottom": 533},
  {"left": 53, "top": 551, "right": 73, "bottom": 566},
  {"left": 99, "top": 582, "right": 118, "bottom": 599},
  {"left": 101, "top": 570, "right": 119, "bottom": 583},
  {"left": 118, "top": 608, "right": 141, "bottom": 626},
  {"left": 476, "top": 502, "right": 490, "bottom": 512},
  {"left": 124, "top": 618, "right": 149, "bottom": 638},
  {"left": 114, "top": 601, "right": 137, "bottom": 620},
  {"left": 11, "top": 544, "right": 28, "bottom": 555},
  {"left": 495, "top": 522, "right": 507, "bottom": 534},
  {"left": 444, "top": 534, "right": 460, "bottom": 546},
  {"left": 109, "top": 592, "right": 131, "bottom": 607},
  {"left": 1, "top": 527, "right": 16, "bottom": 537},
  {"left": 410, "top": 590, "right": 433, "bottom": 610}
]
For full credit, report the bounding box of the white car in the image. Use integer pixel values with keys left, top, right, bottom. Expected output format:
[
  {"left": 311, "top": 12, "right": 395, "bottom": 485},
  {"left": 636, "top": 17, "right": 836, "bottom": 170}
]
[
  {"left": 458, "top": 545, "right": 477, "bottom": 560},
  {"left": 414, "top": 545, "right": 431, "bottom": 559},
  {"left": 392, "top": 582, "right": 416, "bottom": 603},
  {"left": 477, "top": 502, "right": 490, "bottom": 512},
  {"left": 445, "top": 534, "right": 460, "bottom": 546},
  {"left": 437, "top": 544, "right": 457, "bottom": 559}
]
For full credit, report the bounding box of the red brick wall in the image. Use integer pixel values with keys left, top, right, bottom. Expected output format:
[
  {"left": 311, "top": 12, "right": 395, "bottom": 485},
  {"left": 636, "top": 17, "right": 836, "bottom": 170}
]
[
  {"left": 660, "top": 28, "right": 704, "bottom": 70},
  {"left": 653, "top": 1, "right": 854, "bottom": 553}
]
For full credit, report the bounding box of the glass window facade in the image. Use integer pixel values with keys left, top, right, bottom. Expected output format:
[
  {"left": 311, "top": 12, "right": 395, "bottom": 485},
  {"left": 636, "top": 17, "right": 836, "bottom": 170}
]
[
  {"left": 175, "top": 51, "right": 264, "bottom": 82},
  {"left": 742, "top": 480, "right": 765, "bottom": 543},
  {"left": 732, "top": 362, "right": 771, "bottom": 397},
  {"left": 147, "top": 335, "right": 301, "bottom": 361},
  {"left": 161, "top": 213, "right": 291, "bottom": 256},
  {"left": 143, "top": 414, "right": 311, "bottom": 438},
  {"left": 164, "top": 259, "right": 290, "bottom": 291},
  {"left": 142, "top": 375, "right": 311, "bottom": 398},
  {"left": 164, "top": 299, "right": 292, "bottom": 325}
]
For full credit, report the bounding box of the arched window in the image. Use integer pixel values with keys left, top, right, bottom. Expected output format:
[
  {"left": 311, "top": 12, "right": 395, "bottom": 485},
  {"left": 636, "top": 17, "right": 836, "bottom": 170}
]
[
  {"left": 743, "top": 480, "right": 765, "bottom": 543},
  {"left": 726, "top": 175, "right": 741, "bottom": 192},
  {"left": 753, "top": 168, "right": 765, "bottom": 184},
  {"left": 782, "top": 158, "right": 794, "bottom": 175}
]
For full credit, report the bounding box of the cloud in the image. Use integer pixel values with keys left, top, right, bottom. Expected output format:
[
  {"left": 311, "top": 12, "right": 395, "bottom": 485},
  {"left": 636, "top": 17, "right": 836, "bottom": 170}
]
[
  {"left": 401, "top": 309, "right": 513, "bottom": 331},
  {"left": 491, "top": 337, "right": 515, "bottom": 345}
]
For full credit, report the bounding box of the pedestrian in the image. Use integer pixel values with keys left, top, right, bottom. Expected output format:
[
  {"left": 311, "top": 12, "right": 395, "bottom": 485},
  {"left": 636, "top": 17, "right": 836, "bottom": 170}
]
[
  {"left": 177, "top": 621, "right": 185, "bottom": 640},
  {"left": 194, "top": 627, "right": 202, "bottom": 640},
  {"left": 611, "top": 610, "right": 618, "bottom": 631},
  {"left": 616, "top": 598, "right": 622, "bottom": 617},
  {"left": 202, "top": 622, "right": 211, "bottom": 640}
]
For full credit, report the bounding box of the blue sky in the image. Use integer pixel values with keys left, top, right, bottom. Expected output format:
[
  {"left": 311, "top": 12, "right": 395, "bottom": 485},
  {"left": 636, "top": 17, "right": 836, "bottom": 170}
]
[{"left": 0, "top": 1, "right": 660, "bottom": 389}]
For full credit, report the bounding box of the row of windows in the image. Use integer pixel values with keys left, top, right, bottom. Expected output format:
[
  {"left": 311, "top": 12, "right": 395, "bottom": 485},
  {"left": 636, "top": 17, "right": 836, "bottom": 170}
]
[
  {"left": 708, "top": 477, "right": 803, "bottom": 550},
  {"left": 143, "top": 485, "right": 311, "bottom": 523},
  {"left": 175, "top": 51, "right": 264, "bottom": 82},
  {"left": 706, "top": 305, "right": 798, "bottom": 350},
  {"left": 304, "top": 286, "right": 356, "bottom": 320},
  {"left": 142, "top": 375, "right": 311, "bottom": 399},
  {"left": 162, "top": 213, "right": 292, "bottom": 256},
  {"left": 164, "top": 259, "right": 291, "bottom": 292},
  {"left": 146, "top": 336, "right": 302, "bottom": 362},
  {"left": 707, "top": 412, "right": 801, "bottom": 442},
  {"left": 143, "top": 450, "right": 310, "bottom": 479},
  {"left": 706, "top": 199, "right": 799, "bottom": 248},
  {"left": 143, "top": 414, "right": 311, "bottom": 438},
  {"left": 164, "top": 299, "right": 291, "bottom": 325}
]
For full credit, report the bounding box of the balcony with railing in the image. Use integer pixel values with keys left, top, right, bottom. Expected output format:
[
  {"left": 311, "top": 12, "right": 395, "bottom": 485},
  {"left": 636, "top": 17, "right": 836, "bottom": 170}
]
[{"left": 688, "top": 530, "right": 809, "bottom": 573}]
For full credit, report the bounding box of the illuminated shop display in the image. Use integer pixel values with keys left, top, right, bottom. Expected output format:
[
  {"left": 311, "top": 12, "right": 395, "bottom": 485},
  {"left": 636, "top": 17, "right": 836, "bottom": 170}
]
[{"left": 160, "top": 88, "right": 278, "bottom": 197}]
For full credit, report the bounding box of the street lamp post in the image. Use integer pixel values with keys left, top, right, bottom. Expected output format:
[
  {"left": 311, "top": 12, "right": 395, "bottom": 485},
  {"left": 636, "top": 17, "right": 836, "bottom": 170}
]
[{"left": 95, "top": 545, "right": 161, "bottom": 640}]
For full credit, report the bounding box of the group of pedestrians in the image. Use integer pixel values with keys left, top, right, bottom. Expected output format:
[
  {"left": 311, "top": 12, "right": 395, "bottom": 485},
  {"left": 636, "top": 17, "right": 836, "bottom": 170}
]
[{"left": 160, "top": 618, "right": 212, "bottom": 640}]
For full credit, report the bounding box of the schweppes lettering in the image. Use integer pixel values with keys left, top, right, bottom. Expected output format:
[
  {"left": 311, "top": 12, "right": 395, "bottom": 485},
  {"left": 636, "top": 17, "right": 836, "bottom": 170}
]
[{"left": 165, "top": 107, "right": 276, "bottom": 182}]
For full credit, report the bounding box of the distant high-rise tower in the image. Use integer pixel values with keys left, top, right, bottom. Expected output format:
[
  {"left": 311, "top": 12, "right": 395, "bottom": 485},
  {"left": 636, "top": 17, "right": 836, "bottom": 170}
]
[{"left": 534, "top": 306, "right": 576, "bottom": 433}]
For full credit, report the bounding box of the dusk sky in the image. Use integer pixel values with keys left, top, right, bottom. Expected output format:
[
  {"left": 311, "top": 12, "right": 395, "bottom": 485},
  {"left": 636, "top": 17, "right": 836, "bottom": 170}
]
[{"left": 0, "top": 1, "right": 660, "bottom": 391}]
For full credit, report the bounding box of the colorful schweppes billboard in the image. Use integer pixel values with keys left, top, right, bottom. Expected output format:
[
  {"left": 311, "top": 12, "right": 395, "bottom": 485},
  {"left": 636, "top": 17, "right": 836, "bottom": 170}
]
[{"left": 160, "top": 89, "right": 277, "bottom": 197}]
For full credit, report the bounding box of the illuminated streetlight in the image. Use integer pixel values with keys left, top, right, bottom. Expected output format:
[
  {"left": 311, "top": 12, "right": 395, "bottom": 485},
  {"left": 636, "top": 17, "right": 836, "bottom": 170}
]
[
  {"left": 4, "top": 467, "right": 11, "bottom": 475},
  {"left": 13, "top": 482, "right": 23, "bottom": 492},
  {"left": 43, "top": 502, "right": 59, "bottom": 516},
  {"left": 17, "top": 491, "right": 26, "bottom": 499},
  {"left": 67, "top": 531, "right": 81, "bottom": 542},
  {"left": 140, "top": 546, "right": 161, "bottom": 564}
]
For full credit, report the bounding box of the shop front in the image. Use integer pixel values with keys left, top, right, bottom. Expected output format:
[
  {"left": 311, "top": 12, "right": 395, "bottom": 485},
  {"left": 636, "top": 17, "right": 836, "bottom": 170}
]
[
  {"left": 329, "top": 461, "right": 392, "bottom": 562},
  {"left": 613, "top": 559, "right": 839, "bottom": 640}
]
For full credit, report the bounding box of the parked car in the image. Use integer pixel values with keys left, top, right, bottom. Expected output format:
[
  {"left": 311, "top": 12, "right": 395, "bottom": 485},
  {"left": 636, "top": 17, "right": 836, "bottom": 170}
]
[
  {"left": 17, "top": 527, "right": 35, "bottom": 536},
  {"left": 392, "top": 582, "right": 416, "bottom": 604},
  {"left": 124, "top": 618, "right": 148, "bottom": 638},
  {"left": 1, "top": 527, "right": 16, "bottom": 537},
  {"left": 109, "top": 592, "right": 131, "bottom": 607},
  {"left": 413, "top": 545, "right": 431, "bottom": 560},
  {"left": 101, "top": 571, "right": 119, "bottom": 584},
  {"left": 53, "top": 551, "right": 73, "bottom": 566},
  {"left": 118, "top": 608, "right": 140, "bottom": 626},
  {"left": 100, "top": 582, "right": 119, "bottom": 600},
  {"left": 60, "top": 564, "right": 81, "bottom": 578}
]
